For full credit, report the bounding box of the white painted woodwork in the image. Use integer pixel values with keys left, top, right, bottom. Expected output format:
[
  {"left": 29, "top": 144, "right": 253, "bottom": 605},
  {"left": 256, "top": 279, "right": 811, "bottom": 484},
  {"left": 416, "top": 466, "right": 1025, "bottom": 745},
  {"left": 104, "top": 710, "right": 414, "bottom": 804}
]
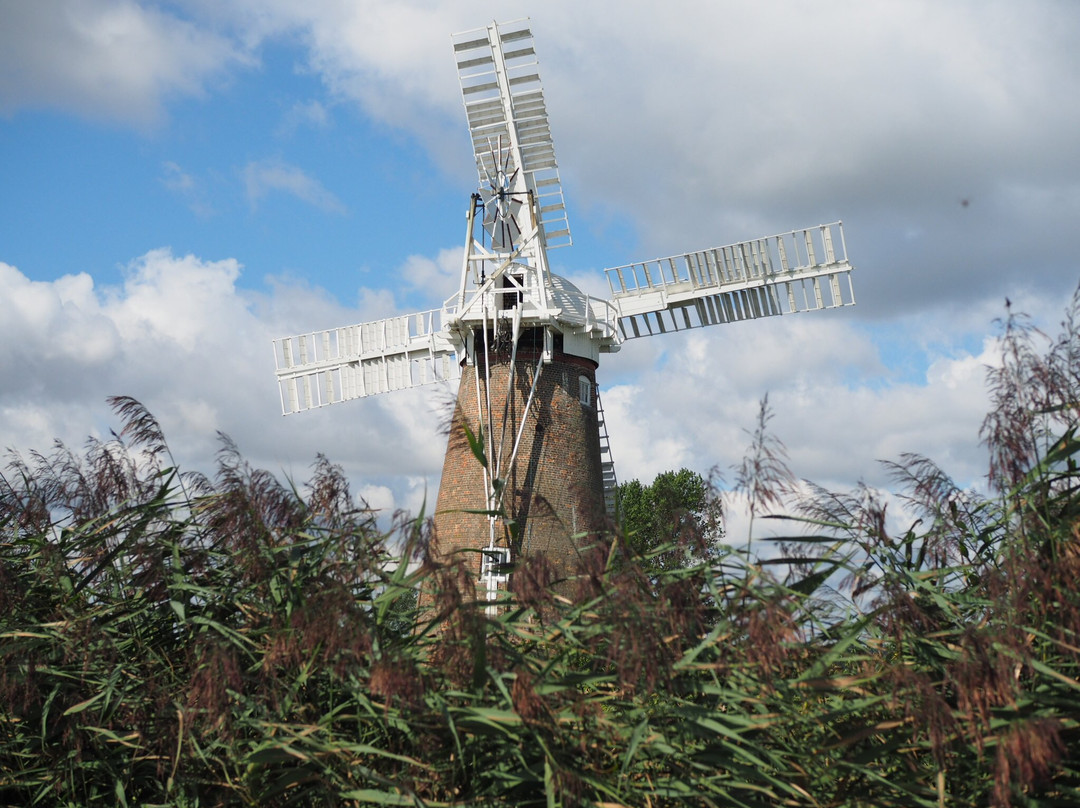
[
  {"left": 453, "top": 20, "right": 571, "bottom": 250},
  {"left": 273, "top": 309, "right": 459, "bottom": 415},
  {"left": 605, "top": 222, "right": 855, "bottom": 339}
]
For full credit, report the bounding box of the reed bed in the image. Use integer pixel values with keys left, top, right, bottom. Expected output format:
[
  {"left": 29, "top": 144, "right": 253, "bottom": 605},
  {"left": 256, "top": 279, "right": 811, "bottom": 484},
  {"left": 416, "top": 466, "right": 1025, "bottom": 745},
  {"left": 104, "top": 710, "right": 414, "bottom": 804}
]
[{"left": 4, "top": 292, "right": 1080, "bottom": 806}]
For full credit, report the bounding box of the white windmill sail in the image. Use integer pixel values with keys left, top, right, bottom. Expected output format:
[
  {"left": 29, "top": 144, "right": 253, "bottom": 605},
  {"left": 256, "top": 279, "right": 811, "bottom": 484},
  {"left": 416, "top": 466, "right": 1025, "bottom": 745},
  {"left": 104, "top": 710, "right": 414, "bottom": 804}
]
[
  {"left": 604, "top": 222, "right": 855, "bottom": 340},
  {"left": 453, "top": 19, "right": 571, "bottom": 250},
  {"left": 273, "top": 308, "right": 459, "bottom": 415}
]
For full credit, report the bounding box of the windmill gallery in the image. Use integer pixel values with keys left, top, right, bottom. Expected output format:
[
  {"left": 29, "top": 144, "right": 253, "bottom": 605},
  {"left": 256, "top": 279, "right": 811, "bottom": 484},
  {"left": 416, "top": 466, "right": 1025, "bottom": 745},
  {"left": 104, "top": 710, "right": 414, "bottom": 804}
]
[{"left": 272, "top": 19, "right": 856, "bottom": 602}]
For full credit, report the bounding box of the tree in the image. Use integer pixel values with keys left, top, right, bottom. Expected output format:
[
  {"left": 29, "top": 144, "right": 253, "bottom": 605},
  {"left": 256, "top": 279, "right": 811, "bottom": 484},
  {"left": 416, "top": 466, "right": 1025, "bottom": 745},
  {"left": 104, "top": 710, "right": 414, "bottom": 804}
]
[{"left": 616, "top": 468, "right": 723, "bottom": 574}]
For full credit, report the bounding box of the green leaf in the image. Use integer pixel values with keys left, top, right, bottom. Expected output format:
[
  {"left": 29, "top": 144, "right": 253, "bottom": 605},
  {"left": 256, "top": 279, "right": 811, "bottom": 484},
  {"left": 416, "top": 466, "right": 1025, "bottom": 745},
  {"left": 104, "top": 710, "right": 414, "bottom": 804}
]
[
  {"left": 246, "top": 746, "right": 300, "bottom": 765},
  {"left": 463, "top": 422, "right": 488, "bottom": 469},
  {"left": 338, "top": 789, "right": 415, "bottom": 805},
  {"left": 788, "top": 562, "right": 840, "bottom": 596},
  {"left": 621, "top": 718, "right": 649, "bottom": 774},
  {"left": 62, "top": 692, "right": 105, "bottom": 716},
  {"left": 114, "top": 779, "right": 129, "bottom": 808},
  {"left": 545, "top": 758, "right": 556, "bottom": 808},
  {"left": 169, "top": 599, "right": 186, "bottom": 621}
]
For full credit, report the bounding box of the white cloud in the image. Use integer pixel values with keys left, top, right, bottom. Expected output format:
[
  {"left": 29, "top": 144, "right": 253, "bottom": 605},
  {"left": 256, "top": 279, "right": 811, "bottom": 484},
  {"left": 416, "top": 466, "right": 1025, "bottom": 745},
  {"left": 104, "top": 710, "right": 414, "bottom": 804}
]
[
  {"left": 0, "top": 251, "right": 459, "bottom": 509},
  {"left": 0, "top": 0, "right": 252, "bottom": 127},
  {"left": 357, "top": 483, "right": 395, "bottom": 514},
  {"left": 399, "top": 248, "right": 460, "bottom": 302},
  {"left": 242, "top": 158, "right": 346, "bottom": 214},
  {"left": 0, "top": 252, "right": 447, "bottom": 508},
  {"left": 600, "top": 311, "right": 996, "bottom": 499},
  {"left": 161, "top": 161, "right": 195, "bottom": 193},
  {"left": 0, "top": 262, "right": 118, "bottom": 372}
]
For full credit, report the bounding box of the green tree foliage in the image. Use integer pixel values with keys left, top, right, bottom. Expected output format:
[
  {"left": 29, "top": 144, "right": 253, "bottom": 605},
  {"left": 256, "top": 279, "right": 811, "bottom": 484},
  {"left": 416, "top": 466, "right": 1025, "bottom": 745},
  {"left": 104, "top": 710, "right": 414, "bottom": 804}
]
[
  {"left": 617, "top": 468, "right": 723, "bottom": 574},
  {"left": 5, "top": 291, "right": 1080, "bottom": 806}
]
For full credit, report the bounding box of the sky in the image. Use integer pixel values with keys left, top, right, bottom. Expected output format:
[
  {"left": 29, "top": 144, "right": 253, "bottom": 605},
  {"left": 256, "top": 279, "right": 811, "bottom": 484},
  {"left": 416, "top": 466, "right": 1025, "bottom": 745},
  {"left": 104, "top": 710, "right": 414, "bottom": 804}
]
[{"left": 2, "top": 0, "right": 1079, "bottom": 541}]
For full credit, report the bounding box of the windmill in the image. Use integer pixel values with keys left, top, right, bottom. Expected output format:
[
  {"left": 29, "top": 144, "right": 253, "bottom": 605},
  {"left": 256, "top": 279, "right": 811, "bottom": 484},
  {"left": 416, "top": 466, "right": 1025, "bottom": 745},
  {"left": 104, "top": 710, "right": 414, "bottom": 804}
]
[{"left": 272, "top": 19, "right": 855, "bottom": 601}]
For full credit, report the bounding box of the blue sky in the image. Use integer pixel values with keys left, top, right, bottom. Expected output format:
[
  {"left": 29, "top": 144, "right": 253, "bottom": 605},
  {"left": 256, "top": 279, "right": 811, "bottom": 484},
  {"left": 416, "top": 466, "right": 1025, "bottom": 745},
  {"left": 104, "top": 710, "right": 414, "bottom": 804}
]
[
  {"left": 2, "top": 0, "right": 1079, "bottom": 537},
  {"left": 2, "top": 42, "right": 459, "bottom": 304}
]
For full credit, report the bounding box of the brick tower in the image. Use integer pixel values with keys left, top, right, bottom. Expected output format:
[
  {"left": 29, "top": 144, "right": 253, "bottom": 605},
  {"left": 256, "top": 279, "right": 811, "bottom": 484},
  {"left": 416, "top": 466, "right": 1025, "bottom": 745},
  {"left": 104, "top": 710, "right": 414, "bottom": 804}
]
[{"left": 433, "top": 336, "right": 608, "bottom": 593}]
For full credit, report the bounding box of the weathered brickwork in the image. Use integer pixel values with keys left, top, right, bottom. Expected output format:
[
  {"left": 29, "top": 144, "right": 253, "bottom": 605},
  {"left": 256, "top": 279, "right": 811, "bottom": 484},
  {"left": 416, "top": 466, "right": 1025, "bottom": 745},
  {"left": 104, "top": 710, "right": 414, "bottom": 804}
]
[{"left": 432, "top": 347, "right": 606, "bottom": 591}]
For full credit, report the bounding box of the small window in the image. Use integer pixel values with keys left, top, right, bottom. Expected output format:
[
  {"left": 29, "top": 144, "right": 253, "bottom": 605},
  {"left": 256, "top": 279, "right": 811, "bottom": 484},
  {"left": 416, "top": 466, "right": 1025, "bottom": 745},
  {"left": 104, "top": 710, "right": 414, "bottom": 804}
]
[
  {"left": 498, "top": 272, "right": 523, "bottom": 310},
  {"left": 578, "top": 375, "right": 593, "bottom": 407}
]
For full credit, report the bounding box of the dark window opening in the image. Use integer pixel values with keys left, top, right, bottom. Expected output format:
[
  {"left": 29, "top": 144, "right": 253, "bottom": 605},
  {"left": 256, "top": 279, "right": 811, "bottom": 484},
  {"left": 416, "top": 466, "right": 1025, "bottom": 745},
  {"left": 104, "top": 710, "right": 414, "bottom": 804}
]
[{"left": 499, "top": 272, "right": 524, "bottom": 311}]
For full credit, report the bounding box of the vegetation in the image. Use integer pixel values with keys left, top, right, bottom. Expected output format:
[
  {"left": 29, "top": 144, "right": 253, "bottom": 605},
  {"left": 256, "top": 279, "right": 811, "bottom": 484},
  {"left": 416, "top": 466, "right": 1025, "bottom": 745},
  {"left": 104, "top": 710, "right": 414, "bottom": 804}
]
[
  {"left": 616, "top": 468, "right": 723, "bottom": 575},
  {"left": 3, "top": 291, "right": 1080, "bottom": 805}
]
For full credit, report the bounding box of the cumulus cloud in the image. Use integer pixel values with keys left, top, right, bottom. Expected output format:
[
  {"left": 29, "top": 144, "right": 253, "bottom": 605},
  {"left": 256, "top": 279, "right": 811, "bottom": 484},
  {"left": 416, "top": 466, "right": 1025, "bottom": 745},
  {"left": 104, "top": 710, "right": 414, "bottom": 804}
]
[
  {"left": 601, "top": 311, "right": 996, "bottom": 495},
  {"left": 0, "top": 252, "right": 448, "bottom": 512},
  {"left": 0, "top": 264, "right": 121, "bottom": 402},
  {"left": 0, "top": 0, "right": 252, "bottom": 126},
  {"left": 242, "top": 158, "right": 346, "bottom": 214}
]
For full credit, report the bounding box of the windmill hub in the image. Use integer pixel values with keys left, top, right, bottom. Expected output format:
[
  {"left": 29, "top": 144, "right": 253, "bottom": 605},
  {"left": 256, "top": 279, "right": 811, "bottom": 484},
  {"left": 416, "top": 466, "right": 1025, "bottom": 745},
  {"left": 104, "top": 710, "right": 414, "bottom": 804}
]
[{"left": 272, "top": 18, "right": 857, "bottom": 606}]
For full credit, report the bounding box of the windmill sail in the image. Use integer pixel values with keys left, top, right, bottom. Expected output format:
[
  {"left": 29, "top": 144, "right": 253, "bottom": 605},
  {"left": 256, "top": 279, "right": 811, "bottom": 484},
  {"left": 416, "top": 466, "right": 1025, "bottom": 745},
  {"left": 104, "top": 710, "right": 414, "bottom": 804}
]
[
  {"left": 273, "top": 309, "right": 459, "bottom": 414},
  {"left": 453, "top": 20, "right": 571, "bottom": 249},
  {"left": 605, "top": 222, "right": 855, "bottom": 339}
]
